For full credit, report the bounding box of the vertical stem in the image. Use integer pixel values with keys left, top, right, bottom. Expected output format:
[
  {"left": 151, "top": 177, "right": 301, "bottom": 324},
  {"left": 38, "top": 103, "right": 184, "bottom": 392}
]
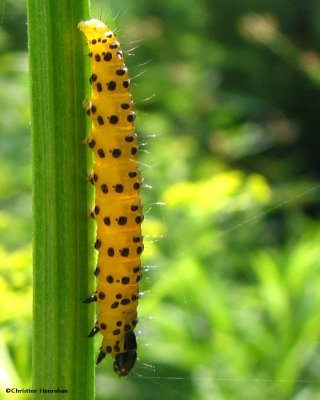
[{"left": 27, "top": 1, "right": 94, "bottom": 399}]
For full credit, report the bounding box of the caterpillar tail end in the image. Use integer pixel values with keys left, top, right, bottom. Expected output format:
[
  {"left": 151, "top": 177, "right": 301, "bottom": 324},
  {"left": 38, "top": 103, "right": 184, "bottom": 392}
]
[{"left": 78, "top": 19, "right": 109, "bottom": 36}]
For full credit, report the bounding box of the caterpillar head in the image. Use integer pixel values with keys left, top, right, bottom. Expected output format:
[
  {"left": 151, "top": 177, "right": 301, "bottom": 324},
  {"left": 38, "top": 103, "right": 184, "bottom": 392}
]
[
  {"left": 113, "top": 350, "right": 137, "bottom": 377},
  {"left": 113, "top": 331, "right": 137, "bottom": 377}
]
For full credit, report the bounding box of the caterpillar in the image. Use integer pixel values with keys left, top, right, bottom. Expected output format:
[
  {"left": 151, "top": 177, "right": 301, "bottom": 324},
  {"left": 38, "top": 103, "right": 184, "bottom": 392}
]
[{"left": 78, "top": 18, "right": 143, "bottom": 377}]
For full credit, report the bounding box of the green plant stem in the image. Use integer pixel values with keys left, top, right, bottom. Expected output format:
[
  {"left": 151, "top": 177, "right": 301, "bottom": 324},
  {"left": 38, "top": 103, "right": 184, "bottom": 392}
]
[{"left": 27, "top": 1, "right": 94, "bottom": 399}]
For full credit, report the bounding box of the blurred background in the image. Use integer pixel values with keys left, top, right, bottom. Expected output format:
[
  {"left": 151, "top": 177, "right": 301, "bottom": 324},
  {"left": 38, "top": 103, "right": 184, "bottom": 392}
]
[{"left": 1, "top": 0, "right": 320, "bottom": 399}]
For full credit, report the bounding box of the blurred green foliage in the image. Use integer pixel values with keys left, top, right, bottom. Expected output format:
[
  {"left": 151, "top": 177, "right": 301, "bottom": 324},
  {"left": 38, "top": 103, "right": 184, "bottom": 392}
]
[
  {"left": 0, "top": 0, "right": 31, "bottom": 395},
  {"left": 1, "top": 0, "right": 320, "bottom": 399}
]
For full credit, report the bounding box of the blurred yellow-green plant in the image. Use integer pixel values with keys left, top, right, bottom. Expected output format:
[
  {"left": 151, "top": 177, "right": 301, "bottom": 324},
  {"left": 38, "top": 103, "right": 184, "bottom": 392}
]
[{"left": 0, "top": 245, "right": 31, "bottom": 391}]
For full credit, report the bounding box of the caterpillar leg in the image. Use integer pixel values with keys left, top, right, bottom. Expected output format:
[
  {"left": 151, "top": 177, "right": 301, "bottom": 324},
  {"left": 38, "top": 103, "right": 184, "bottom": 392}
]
[
  {"left": 82, "top": 98, "right": 91, "bottom": 109},
  {"left": 88, "top": 326, "right": 100, "bottom": 338},
  {"left": 96, "top": 349, "right": 106, "bottom": 364},
  {"left": 83, "top": 294, "right": 97, "bottom": 303}
]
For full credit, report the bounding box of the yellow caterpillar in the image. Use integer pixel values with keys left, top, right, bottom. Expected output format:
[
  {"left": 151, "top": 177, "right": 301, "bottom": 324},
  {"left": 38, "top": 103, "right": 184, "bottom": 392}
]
[{"left": 78, "top": 19, "right": 143, "bottom": 377}]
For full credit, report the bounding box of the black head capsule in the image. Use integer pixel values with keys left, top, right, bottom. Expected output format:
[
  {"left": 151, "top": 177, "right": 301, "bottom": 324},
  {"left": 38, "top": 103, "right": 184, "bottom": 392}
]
[
  {"left": 113, "top": 351, "right": 137, "bottom": 377},
  {"left": 113, "top": 331, "right": 137, "bottom": 377}
]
